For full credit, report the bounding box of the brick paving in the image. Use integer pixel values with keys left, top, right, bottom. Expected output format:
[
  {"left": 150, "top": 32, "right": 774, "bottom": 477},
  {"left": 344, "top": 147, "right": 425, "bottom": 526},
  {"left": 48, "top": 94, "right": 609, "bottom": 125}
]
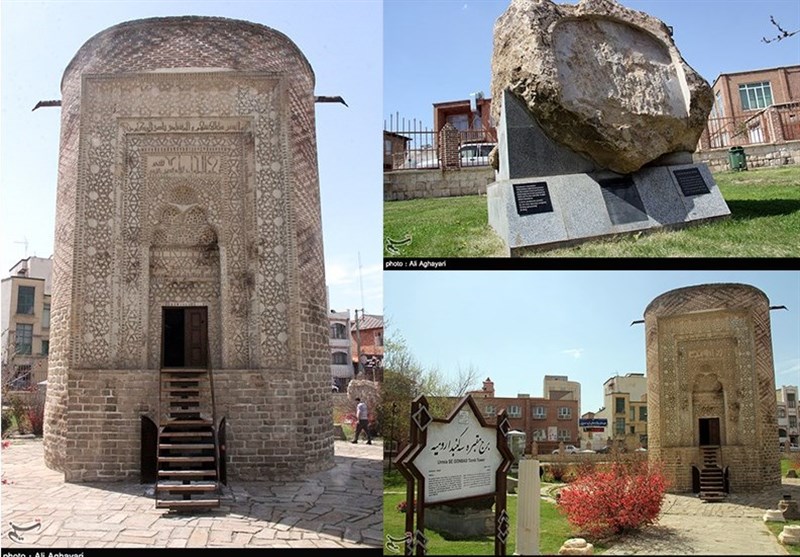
[
  {"left": 602, "top": 478, "right": 800, "bottom": 555},
  {"left": 1, "top": 438, "right": 382, "bottom": 549}
]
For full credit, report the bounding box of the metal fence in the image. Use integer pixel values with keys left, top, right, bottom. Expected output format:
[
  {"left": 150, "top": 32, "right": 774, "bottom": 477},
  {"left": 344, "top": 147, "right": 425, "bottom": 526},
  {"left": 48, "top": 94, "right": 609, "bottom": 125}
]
[
  {"left": 384, "top": 113, "right": 497, "bottom": 171},
  {"left": 700, "top": 102, "right": 800, "bottom": 150}
]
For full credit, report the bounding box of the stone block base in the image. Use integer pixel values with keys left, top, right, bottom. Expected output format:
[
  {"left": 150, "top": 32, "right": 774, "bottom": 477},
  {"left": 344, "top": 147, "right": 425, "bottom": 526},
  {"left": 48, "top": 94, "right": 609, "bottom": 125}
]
[{"left": 487, "top": 163, "right": 730, "bottom": 256}]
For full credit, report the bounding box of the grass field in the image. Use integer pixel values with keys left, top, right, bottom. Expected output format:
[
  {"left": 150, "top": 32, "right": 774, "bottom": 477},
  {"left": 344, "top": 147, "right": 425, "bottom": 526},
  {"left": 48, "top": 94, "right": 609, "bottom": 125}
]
[{"left": 383, "top": 166, "right": 800, "bottom": 258}]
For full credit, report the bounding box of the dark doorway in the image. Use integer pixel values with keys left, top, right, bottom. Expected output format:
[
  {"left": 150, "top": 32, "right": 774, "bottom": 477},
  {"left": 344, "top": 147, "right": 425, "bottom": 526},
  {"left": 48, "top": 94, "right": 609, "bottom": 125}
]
[
  {"left": 141, "top": 415, "right": 158, "bottom": 483},
  {"left": 162, "top": 307, "right": 208, "bottom": 368},
  {"left": 699, "top": 417, "right": 721, "bottom": 446}
]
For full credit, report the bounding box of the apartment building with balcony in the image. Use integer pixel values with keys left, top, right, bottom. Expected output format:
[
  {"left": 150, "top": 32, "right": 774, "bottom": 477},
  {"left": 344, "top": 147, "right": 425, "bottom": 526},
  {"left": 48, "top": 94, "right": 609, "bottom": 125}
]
[{"left": 1, "top": 256, "right": 53, "bottom": 390}]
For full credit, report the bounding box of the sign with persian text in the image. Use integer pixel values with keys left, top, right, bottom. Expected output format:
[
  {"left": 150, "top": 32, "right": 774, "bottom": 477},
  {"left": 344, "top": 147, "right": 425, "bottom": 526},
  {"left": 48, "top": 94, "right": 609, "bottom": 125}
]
[{"left": 410, "top": 405, "right": 503, "bottom": 504}]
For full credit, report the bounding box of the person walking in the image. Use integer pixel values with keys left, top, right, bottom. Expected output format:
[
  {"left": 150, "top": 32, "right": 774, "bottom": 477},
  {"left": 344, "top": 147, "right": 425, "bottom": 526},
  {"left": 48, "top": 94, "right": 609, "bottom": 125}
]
[{"left": 351, "top": 397, "right": 372, "bottom": 444}]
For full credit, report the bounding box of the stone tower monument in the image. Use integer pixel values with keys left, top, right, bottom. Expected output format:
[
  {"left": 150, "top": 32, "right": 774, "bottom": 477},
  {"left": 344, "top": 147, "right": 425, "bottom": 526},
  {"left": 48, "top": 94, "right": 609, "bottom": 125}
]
[
  {"left": 644, "top": 284, "right": 780, "bottom": 497},
  {"left": 43, "top": 17, "right": 333, "bottom": 506}
]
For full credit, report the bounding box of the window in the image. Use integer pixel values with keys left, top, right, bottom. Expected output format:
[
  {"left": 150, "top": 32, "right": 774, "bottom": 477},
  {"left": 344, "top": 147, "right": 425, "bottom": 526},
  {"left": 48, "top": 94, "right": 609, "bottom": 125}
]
[
  {"left": 508, "top": 405, "right": 521, "bottom": 418},
  {"left": 639, "top": 406, "right": 648, "bottom": 421},
  {"left": 41, "top": 340, "right": 49, "bottom": 356},
  {"left": 788, "top": 393, "right": 796, "bottom": 409},
  {"left": 630, "top": 425, "right": 636, "bottom": 434},
  {"left": 533, "top": 429, "right": 547, "bottom": 441},
  {"left": 446, "top": 113, "right": 469, "bottom": 132},
  {"left": 375, "top": 332, "right": 383, "bottom": 347},
  {"left": 384, "top": 139, "right": 393, "bottom": 155},
  {"left": 532, "top": 406, "right": 546, "bottom": 419},
  {"left": 710, "top": 90, "right": 725, "bottom": 118},
  {"left": 615, "top": 397, "right": 625, "bottom": 414},
  {"left": 558, "top": 429, "right": 571, "bottom": 442},
  {"left": 330, "top": 323, "right": 348, "bottom": 339},
  {"left": 16, "top": 286, "right": 35, "bottom": 314},
  {"left": 331, "top": 351, "right": 348, "bottom": 365},
  {"left": 779, "top": 407, "right": 787, "bottom": 419},
  {"left": 630, "top": 407, "right": 636, "bottom": 421},
  {"left": 42, "top": 303, "right": 51, "bottom": 329},
  {"left": 615, "top": 417, "right": 626, "bottom": 436},
  {"left": 11, "top": 365, "right": 31, "bottom": 389},
  {"left": 790, "top": 416, "right": 798, "bottom": 429},
  {"left": 558, "top": 407, "right": 572, "bottom": 419},
  {"left": 15, "top": 324, "right": 33, "bottom": 355},
  {"left": 739, "top": 81, "right": 773, "bottom": 111},
  {"left": 485, "top": 405, "right": 495, "bottom": 417}
]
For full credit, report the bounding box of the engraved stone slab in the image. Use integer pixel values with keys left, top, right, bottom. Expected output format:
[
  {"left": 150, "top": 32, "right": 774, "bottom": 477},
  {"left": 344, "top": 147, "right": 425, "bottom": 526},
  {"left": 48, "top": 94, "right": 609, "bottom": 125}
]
[
  {"left": 673, "top": 167, "right": 711, "bottom": 197},
  {"left": 513, "top": 182, "right": 553, "bottom": 215}
]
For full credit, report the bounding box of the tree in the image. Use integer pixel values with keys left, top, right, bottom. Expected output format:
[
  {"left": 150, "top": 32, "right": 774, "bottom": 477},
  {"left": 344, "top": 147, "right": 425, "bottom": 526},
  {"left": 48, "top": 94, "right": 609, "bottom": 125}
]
[
  {"left": 378, "top": 326, "right": 482, "bottom": 450},
  {"left": 762, "top": 15, "right": 799, "bottom": 43}
]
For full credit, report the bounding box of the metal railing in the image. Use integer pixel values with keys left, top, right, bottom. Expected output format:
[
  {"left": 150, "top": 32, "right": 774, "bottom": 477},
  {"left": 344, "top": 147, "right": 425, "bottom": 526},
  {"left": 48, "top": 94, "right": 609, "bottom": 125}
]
[{"left": 384, "top": 112, "right": 497, "bottom": 171}]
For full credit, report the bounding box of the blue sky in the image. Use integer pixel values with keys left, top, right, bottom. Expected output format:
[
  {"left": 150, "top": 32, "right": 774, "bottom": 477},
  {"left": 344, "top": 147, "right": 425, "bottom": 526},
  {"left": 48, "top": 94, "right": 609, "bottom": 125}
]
[
  {"left": 384, "top": 0, "right": 800, "bottom": 130},
  {"left": 384, "top": 270, "right": 800, "bottom": 415},
  {"left": 0, "top": 0, "right": 383, "bottom": 316}
]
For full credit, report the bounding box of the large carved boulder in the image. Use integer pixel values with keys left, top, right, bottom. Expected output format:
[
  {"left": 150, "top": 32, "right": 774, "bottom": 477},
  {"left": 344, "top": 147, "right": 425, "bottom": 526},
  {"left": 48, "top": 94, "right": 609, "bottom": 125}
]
[{"left": 490, "top": 0, "right": 713, "bottom": 175}]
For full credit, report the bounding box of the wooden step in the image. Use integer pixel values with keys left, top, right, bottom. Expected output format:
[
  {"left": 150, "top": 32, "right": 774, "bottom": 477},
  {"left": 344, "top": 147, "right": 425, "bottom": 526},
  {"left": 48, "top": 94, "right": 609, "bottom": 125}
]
[
  {"left": 165, "top": 419, "right": 213, "bottom": 426},
  {"left": 158, "top": 456, "right": 215, "bottom": 463},
  {"left": 165, "top": 387, "right": 201, "bottom": 393},
  {"left": 156, "top": 499, "right": 220, "bottom": 509},
  {"left": 160, "top": 431, "right": 213, "bottom": 438},
  {"left": 156, "top": 483, "right": 218, "bottom": 493},
  {"left": 161, "top": 368, "right": 207, "bottom": 374},
  {"left": 169, "top": 398, "right": 201, "bottom": 404},
  {"left": 158, "top": 470, "right": 217, "bottom": 478},
  {"left": 159, "top": 443, "right": 215, "bottom": 450}
]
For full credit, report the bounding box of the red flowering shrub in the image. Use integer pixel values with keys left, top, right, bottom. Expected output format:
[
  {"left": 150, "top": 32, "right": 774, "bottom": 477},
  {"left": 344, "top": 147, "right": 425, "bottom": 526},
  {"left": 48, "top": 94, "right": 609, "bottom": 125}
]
[
  {"left": 396, "top": 500, "right": 414, "bottom": 513},
  {"left": 547, "top": 460, "right": 570, "bottom": 482},
  {"left": 557, "top": 460, "right": 667, "bottom": 539}
]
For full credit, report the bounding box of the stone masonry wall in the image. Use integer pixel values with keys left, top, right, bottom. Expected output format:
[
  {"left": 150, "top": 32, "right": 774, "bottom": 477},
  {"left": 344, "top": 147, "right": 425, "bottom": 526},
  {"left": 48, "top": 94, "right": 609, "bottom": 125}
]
[
  {"left": 693, "top": 140, "right": 800, "bottom": 173},
  {"left": 384, "top": 167, "right": 495, "bottom": 201}
]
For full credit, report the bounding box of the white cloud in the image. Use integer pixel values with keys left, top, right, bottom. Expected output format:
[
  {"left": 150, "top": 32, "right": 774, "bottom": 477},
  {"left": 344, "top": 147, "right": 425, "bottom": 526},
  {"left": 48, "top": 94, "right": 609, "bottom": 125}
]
[
  {"left": 561, "top": 348, "right": 584, "bottom": 359},
  {"left": 775, "top": 358, "right": 800, "bottom": 380}
]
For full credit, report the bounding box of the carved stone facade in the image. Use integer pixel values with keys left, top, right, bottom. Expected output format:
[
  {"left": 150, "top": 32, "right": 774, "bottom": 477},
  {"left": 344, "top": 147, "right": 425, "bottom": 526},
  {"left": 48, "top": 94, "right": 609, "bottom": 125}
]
[
  {"left": 44, "top": 17, "right": 333, "bottom": 481},
  {"left": 645, "top": 284, "right": 780, "bottom": 493}
]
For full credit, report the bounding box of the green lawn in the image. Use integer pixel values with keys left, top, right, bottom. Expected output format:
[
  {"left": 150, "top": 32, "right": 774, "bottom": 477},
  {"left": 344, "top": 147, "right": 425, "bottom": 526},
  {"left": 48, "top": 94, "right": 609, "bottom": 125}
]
[
  {"left": 383, "top": 471, "right": 608, "bottom": 555},
  {"left": 383, "top": 166, "right": 800, "bottom": 258}
]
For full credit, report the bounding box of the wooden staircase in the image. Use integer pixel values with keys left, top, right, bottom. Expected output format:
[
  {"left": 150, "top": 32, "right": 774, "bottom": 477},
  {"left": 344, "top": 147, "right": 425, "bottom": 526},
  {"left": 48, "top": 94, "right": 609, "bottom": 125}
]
[
  {"left": 155, "top": 368, "right": 221, "bottom": 511},
  {"left": 699, "top": 446, "right": 726, "bottom": 502}
]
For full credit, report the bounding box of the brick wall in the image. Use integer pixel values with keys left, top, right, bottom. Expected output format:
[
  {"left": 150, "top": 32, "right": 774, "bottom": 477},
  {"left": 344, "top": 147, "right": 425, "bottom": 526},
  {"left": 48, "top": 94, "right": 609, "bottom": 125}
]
[
  {"left": 45, "top": 16, "right": 333, "bottom": 481},
  {"left": 384, "top": 167, "right": 495, "bottom": 201},
  {"left": 645, "top": 284, "right": 780, "bottom": 493}
]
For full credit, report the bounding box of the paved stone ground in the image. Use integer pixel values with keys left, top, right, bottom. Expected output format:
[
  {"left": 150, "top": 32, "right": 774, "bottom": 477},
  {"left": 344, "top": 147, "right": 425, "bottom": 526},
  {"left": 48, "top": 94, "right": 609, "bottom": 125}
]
[
  {"left": 602, "top": 478, "right": 800, "bottom": 555},
  {"left": 0, "top": 437, "right": 382, "bottom": 549}
]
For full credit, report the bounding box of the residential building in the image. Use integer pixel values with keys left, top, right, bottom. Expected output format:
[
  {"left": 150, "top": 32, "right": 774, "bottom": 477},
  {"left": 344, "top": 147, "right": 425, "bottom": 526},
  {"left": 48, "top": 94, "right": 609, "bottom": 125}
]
[
  {"left": 543, "top": 374, "right": 581, "bottom": 415},
  {"left": 777, "top": 385, "right": 799, "bottom": 446},
  {"left": 700, "top": 64, "right": 800, "bottom": 149},
  {"left": 593, "top": 373, "right": 648, "bottom": 450},
  {"left": 351, "top": 312, "right": 383, "bottom": 382},
  {"left": 466, "top": 377, "right": 579, "bottom": 454},
  {"left": 1, "top": 256, "right": 54, "bottom": 390},
  {"left": 329, "top": 309, "right": 354, "bottom": 392},
  {"left": 384, "top": 131, "right": 411, "bottom": 171},
  {"left": 433, "top": 92, "right": 496, "bottom": 145}
]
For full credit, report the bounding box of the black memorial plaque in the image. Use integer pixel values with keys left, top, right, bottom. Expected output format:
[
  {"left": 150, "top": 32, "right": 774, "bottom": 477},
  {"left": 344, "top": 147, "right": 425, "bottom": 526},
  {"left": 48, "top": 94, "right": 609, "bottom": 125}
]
[
  {"left": 598, "top": 176, "right": 648, "bottom": 225},
  {"left": 673, "top": 167, "right": 710, "bottom": 196},
  {"left": 513, "top": 181, "right": 553, "bottom": 216}
]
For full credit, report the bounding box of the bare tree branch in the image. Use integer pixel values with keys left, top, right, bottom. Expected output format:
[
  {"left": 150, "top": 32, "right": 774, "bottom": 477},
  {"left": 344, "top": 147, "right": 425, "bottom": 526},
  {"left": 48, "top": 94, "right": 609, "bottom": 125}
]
[{"left": 762, "top": 15, "right": 799, "bottom": 43}]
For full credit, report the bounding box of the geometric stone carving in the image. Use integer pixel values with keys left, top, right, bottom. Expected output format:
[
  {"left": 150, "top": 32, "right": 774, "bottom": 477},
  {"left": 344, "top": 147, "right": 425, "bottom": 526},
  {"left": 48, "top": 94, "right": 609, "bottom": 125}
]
[
  {"left": 44, "top": 16, "right": 333, "bottom": 481},
  {"left": 644, "top": 284, "right": 781, "bottom": 494}
]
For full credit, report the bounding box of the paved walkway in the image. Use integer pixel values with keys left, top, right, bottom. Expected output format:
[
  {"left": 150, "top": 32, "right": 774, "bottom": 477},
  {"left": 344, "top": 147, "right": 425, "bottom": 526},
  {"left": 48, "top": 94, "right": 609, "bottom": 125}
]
[
  {"left": 602, "top": 479, "right": 800, "bottom": 555},
  {"left": 0, "top": 437, "right": 382, "bottom": 549}
]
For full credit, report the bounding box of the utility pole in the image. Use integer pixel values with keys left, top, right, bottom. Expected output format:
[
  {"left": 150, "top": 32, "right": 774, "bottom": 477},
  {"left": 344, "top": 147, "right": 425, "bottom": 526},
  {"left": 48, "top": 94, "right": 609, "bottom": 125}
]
[{"left": 354, "top": 308, "right": 365, "bottom": 377}]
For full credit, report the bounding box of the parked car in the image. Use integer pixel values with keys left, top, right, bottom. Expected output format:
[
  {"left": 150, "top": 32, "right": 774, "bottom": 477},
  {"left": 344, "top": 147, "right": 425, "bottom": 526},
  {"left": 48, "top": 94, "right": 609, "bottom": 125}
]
[
  {"left": 459, "top": 142, "right": 495, "bottom": 167},
  {"left": 578, "top": 449, "right": 596, "bottom": 454},
  {"left": 594, "top": 445, "right": 611, "bottom": 454},
  {"left": 552, "top": 444, "right": 580, "bottom": 454}
]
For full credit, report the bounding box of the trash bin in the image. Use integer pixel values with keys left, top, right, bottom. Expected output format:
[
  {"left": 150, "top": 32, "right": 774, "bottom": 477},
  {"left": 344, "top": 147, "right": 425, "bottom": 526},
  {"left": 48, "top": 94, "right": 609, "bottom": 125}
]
[{"left": 728, "top": 146, "right": 747, "bottom": 171}]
